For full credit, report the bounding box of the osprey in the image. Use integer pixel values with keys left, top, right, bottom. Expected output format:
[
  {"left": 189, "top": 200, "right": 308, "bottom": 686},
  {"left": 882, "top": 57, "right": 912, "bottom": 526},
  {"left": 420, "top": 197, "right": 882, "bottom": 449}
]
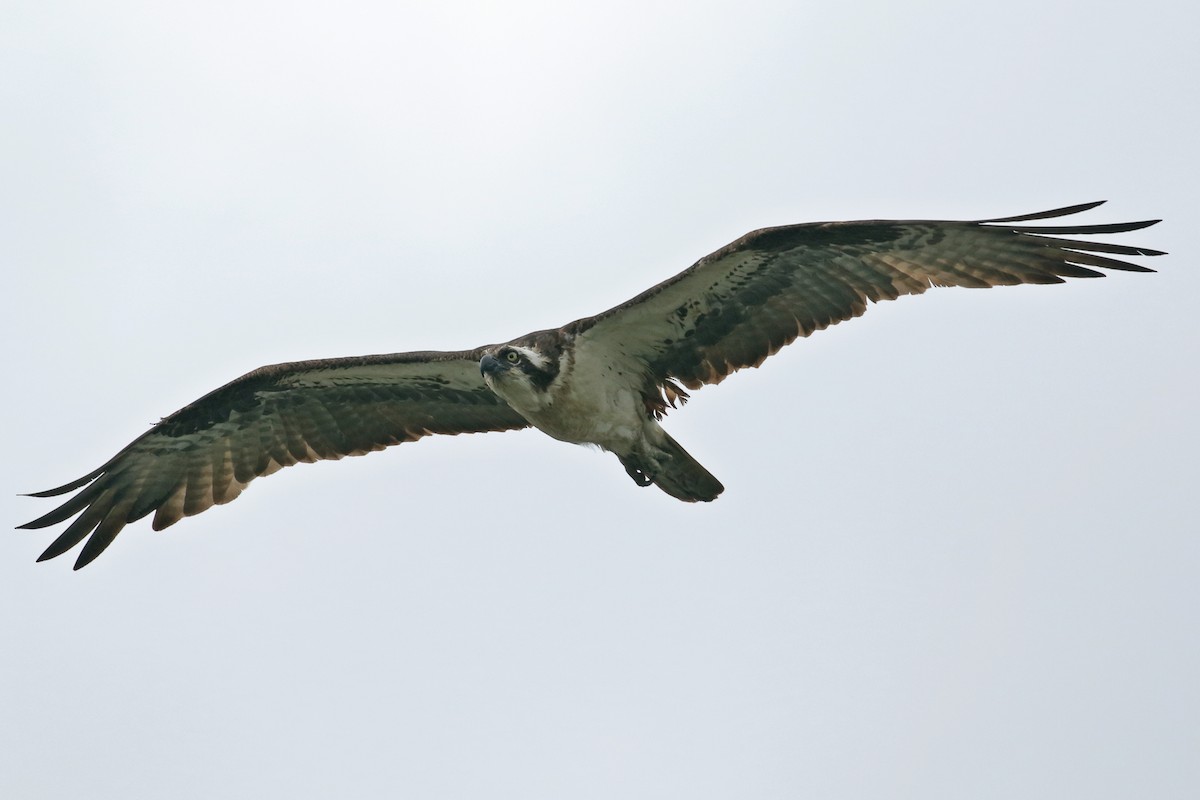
[{"left": 20, "top": 201, "right": 1163, "bottom": 569}]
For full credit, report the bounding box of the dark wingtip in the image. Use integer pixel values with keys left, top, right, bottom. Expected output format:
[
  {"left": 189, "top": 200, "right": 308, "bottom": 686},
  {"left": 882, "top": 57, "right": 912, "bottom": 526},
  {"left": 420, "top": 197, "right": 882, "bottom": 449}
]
[
  {"left": 22, "top": 467, "right": 105, "bottom": 498},
  {"left": 979, "top": 200, "right": 1107, "bottom": 224},
  {"left": 1010, "top": 219, "right": 1162, "bottom": 236},
  {"left": 35, "top": 529, "right": 86, "bottom": 563},
  {"left": 18, "top": 511, "right": 62, "bottom": 531},
  {"left": 73, "top": 526, "right": 121, "bottom": 570}
]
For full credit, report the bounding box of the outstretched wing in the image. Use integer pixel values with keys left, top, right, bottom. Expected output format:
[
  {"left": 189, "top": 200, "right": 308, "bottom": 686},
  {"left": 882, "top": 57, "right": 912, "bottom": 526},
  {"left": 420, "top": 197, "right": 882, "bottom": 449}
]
[
  {"left": 569, "top": 201, "right": 1164, "bottom": 389},
  {"left": 20, "top": 349, "right": 528, "bottom": 569}
]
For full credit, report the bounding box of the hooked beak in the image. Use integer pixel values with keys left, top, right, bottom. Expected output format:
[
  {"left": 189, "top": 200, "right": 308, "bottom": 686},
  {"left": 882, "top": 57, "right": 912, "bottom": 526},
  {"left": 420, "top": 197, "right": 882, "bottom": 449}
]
[{"left": 479, "top": 354, "right": 503, "bottom": 377}]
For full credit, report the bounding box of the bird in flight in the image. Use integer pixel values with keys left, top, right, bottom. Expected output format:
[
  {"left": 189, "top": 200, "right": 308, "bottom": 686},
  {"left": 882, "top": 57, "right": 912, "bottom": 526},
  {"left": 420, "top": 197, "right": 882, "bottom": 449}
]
[{"left": 19, "top": 201, "right": 1163, "bottom": 569}]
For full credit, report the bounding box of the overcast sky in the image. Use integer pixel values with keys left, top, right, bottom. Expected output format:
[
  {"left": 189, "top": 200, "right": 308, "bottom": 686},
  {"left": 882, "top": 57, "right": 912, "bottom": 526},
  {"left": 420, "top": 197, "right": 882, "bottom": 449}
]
[{"left": 2, "top": 1, "right": 1197, "bottom": 798}]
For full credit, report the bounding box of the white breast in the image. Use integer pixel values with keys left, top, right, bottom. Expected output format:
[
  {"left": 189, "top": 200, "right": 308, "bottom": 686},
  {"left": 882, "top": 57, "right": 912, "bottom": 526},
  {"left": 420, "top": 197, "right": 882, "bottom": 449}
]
[{"left": 524, "top": 344, "right": 650, "bottom": 453}]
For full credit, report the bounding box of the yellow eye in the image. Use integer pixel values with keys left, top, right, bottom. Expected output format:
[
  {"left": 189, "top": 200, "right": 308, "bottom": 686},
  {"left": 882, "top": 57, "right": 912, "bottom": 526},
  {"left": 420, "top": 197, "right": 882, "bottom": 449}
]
[{"left": 505, "top": 350, "right": 521, "bottom": 363}]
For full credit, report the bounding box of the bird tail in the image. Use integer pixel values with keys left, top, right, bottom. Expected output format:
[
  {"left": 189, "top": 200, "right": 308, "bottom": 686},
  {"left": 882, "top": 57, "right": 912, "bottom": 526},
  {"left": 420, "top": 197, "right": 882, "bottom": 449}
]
[{"left": 619, "top": 433, "right": 724, "bottom": 503}]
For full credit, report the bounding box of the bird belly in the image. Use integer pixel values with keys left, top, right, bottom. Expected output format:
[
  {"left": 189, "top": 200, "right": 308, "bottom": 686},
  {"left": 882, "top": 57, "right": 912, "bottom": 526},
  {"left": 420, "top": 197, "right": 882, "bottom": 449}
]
[{"left": 525, "top": 375, "right": 648, "bottom": 454}]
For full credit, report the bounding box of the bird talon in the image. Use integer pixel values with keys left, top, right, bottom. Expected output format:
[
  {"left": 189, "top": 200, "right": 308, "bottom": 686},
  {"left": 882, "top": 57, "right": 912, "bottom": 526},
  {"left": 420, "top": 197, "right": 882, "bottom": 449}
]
[{"left": 624, "top": 464, "right": 654, "bottom": 487}]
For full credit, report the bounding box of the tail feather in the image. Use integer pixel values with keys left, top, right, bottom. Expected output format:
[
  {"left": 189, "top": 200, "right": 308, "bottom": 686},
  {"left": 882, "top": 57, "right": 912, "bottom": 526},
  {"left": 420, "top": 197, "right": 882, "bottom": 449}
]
[{"left": 619, "top": 433, "right": 724, "bottom": 503}]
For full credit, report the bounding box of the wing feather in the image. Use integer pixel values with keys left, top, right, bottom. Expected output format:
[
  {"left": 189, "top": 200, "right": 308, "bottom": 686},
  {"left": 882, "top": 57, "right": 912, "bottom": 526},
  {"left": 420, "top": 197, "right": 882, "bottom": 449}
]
[
  {"left": 35, "top": 488, "right": 117, "bottom": 562},
  {"left": 20, "top": 349, "right": 527, "bottom": 568},
  {"left": 569, "top": 202, "right": 1163, "bottom": 390}
]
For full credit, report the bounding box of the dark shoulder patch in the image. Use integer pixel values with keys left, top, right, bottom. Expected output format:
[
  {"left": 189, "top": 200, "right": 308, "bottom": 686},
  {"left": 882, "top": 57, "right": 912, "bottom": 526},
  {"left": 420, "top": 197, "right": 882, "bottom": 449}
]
[{"left": 727, "top": 221, "right": 906, "bottom": 256}]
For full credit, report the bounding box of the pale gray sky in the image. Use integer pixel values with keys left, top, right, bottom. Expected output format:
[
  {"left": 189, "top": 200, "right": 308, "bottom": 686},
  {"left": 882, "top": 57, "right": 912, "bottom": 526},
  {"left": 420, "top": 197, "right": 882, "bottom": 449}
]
[{"left": 3, "top": 1, "right": 1197, "bottom": 798}]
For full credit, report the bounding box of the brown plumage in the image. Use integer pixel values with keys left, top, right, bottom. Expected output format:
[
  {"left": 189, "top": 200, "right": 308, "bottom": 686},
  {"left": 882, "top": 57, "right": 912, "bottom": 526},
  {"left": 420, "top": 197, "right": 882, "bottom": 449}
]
[
  {"left": 20, "top": 201, "right": 1164, "bottom": 569},
  {"left": 22, "top": 352, "right": 528, "bottom": 568},
  {"left": 568, "top": 201, "right": 1161, "bottom": 390}
]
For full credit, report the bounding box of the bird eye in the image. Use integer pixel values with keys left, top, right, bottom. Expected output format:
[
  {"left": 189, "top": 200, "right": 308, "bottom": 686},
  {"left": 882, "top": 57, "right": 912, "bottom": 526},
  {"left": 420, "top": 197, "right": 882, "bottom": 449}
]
[{"left": 505, "top": 350, "right": 521, "bottom": 363}]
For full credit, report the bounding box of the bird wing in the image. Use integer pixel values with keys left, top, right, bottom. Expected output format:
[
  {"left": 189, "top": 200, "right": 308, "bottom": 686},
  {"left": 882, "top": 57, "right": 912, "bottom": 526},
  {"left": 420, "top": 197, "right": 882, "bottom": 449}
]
[
  {"left": 568, "top": 201, "right": 1164, "bottom": 390},
  {"left": 20, "top": 349, "right": 528, "bottom": 569}
]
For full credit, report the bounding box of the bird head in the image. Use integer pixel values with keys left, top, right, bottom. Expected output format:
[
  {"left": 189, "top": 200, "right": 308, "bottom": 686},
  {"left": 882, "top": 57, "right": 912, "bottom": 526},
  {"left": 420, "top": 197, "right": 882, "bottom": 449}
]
[{"left": 479, "top": 342, "right": 560, "bottom": 412}]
